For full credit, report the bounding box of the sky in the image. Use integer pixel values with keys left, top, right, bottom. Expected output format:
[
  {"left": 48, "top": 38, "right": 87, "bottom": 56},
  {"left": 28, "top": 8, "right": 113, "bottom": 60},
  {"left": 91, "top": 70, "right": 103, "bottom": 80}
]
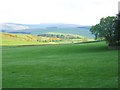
[{"left": 0, "top": 0, "right": 119, "bottom": 25}]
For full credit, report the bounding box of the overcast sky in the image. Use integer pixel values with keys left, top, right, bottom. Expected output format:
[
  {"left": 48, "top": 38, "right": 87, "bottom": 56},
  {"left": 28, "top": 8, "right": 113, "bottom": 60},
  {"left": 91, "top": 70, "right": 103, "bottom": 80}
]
[{"left": 0, "top": 0, "right": 119, "bottom": 25}]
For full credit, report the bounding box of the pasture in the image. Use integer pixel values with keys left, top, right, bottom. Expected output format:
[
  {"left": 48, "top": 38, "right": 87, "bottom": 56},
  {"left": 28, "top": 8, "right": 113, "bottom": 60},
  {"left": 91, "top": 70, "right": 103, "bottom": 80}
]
[{"left": 2, "top": 42, "right": 118, "bottom": 88}]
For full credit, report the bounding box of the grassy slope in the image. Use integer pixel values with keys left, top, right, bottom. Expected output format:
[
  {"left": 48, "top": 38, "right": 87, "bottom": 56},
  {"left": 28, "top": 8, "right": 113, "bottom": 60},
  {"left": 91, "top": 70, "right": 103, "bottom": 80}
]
[
  {"left": 0, "top": 32, "right": 94, "bottom": 46},
  {"left": 2, "top": 42, "right": 118, "bottom": 88},
  {"left": 0, "top": 33, "right": 60, "bottom": 46},
  {"left": 0, "top": 33, "right": 40, "bottom": 45}
]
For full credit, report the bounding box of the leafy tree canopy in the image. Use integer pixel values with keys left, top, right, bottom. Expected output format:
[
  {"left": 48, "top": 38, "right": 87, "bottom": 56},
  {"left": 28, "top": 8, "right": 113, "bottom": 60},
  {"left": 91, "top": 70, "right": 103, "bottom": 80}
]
[{"left": 90, "top": 15, "right": 120, "bottom": 47}]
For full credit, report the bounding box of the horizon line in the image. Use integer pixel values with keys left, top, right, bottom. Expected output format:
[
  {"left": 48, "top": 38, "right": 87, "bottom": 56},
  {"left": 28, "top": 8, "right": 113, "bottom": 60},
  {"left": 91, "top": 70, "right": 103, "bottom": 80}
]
[{"left": 1, "top": 22, "right": 93, "bottom": 26}]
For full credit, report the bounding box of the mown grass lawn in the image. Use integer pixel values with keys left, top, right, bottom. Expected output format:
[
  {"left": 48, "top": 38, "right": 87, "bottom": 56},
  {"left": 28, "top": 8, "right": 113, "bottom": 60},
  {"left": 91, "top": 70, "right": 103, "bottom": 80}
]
[{"left": 2, "top": 42, "right": 118, "bottom": 88}]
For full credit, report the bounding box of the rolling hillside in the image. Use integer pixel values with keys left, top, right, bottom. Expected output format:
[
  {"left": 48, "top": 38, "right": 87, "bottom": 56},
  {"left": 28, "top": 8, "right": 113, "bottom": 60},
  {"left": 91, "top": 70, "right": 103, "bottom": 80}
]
[
  {"left": 0, "top": 33, "right": 61, "bottom": 46},
  {"left": 0, "top": 32, "right": 94, "bottom": 46},
  {"left": 1, "top": 23, "right": 95, "bottom": 45}
]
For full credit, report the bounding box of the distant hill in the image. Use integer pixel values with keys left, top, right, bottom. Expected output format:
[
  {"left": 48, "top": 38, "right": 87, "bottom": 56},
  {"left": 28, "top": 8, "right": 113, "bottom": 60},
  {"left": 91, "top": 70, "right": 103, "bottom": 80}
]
[
  {"left": 0, "top": 23, "right": 94, "bottom": 38},
  {"left": 0, "top": 23, "right": 30, "bottom": 32},
  {"left": 0, "top": 23, "right": 91, "bottom": 30},
  {"left": 16, "top": 27, "right": 94, "bottom": 38}
]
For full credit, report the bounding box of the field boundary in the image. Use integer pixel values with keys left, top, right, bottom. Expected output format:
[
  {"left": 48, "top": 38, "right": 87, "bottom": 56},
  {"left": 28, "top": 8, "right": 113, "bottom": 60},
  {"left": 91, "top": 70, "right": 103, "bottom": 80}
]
[{"left": 1, "top": 40, "right": 105, "bottom": 47}]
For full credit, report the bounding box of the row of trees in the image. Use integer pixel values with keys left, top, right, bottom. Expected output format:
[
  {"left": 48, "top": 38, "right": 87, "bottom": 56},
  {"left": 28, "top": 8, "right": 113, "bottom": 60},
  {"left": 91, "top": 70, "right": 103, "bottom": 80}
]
[
  {"left": 38, "top": 34, "right": 82, "bottom": 39},
  {"left": 90, "top": 12, "right": 120, "bottom": 48}
]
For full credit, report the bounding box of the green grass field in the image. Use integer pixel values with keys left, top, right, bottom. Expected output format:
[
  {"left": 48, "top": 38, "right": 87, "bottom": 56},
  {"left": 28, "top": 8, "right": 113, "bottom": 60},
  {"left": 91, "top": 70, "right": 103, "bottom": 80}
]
[{"left": 2, "top": 42, "right": 118, "bottom": 88}]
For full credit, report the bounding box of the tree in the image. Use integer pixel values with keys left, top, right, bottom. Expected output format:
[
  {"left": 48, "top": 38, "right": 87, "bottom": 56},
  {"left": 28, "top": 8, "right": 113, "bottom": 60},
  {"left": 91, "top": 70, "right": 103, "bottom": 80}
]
[
  {"left": 114, "top": 12, "right": 120, "bottom": 46},
  {"left": 90, "top": 16, "right": 117, "bottom": 47}
]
